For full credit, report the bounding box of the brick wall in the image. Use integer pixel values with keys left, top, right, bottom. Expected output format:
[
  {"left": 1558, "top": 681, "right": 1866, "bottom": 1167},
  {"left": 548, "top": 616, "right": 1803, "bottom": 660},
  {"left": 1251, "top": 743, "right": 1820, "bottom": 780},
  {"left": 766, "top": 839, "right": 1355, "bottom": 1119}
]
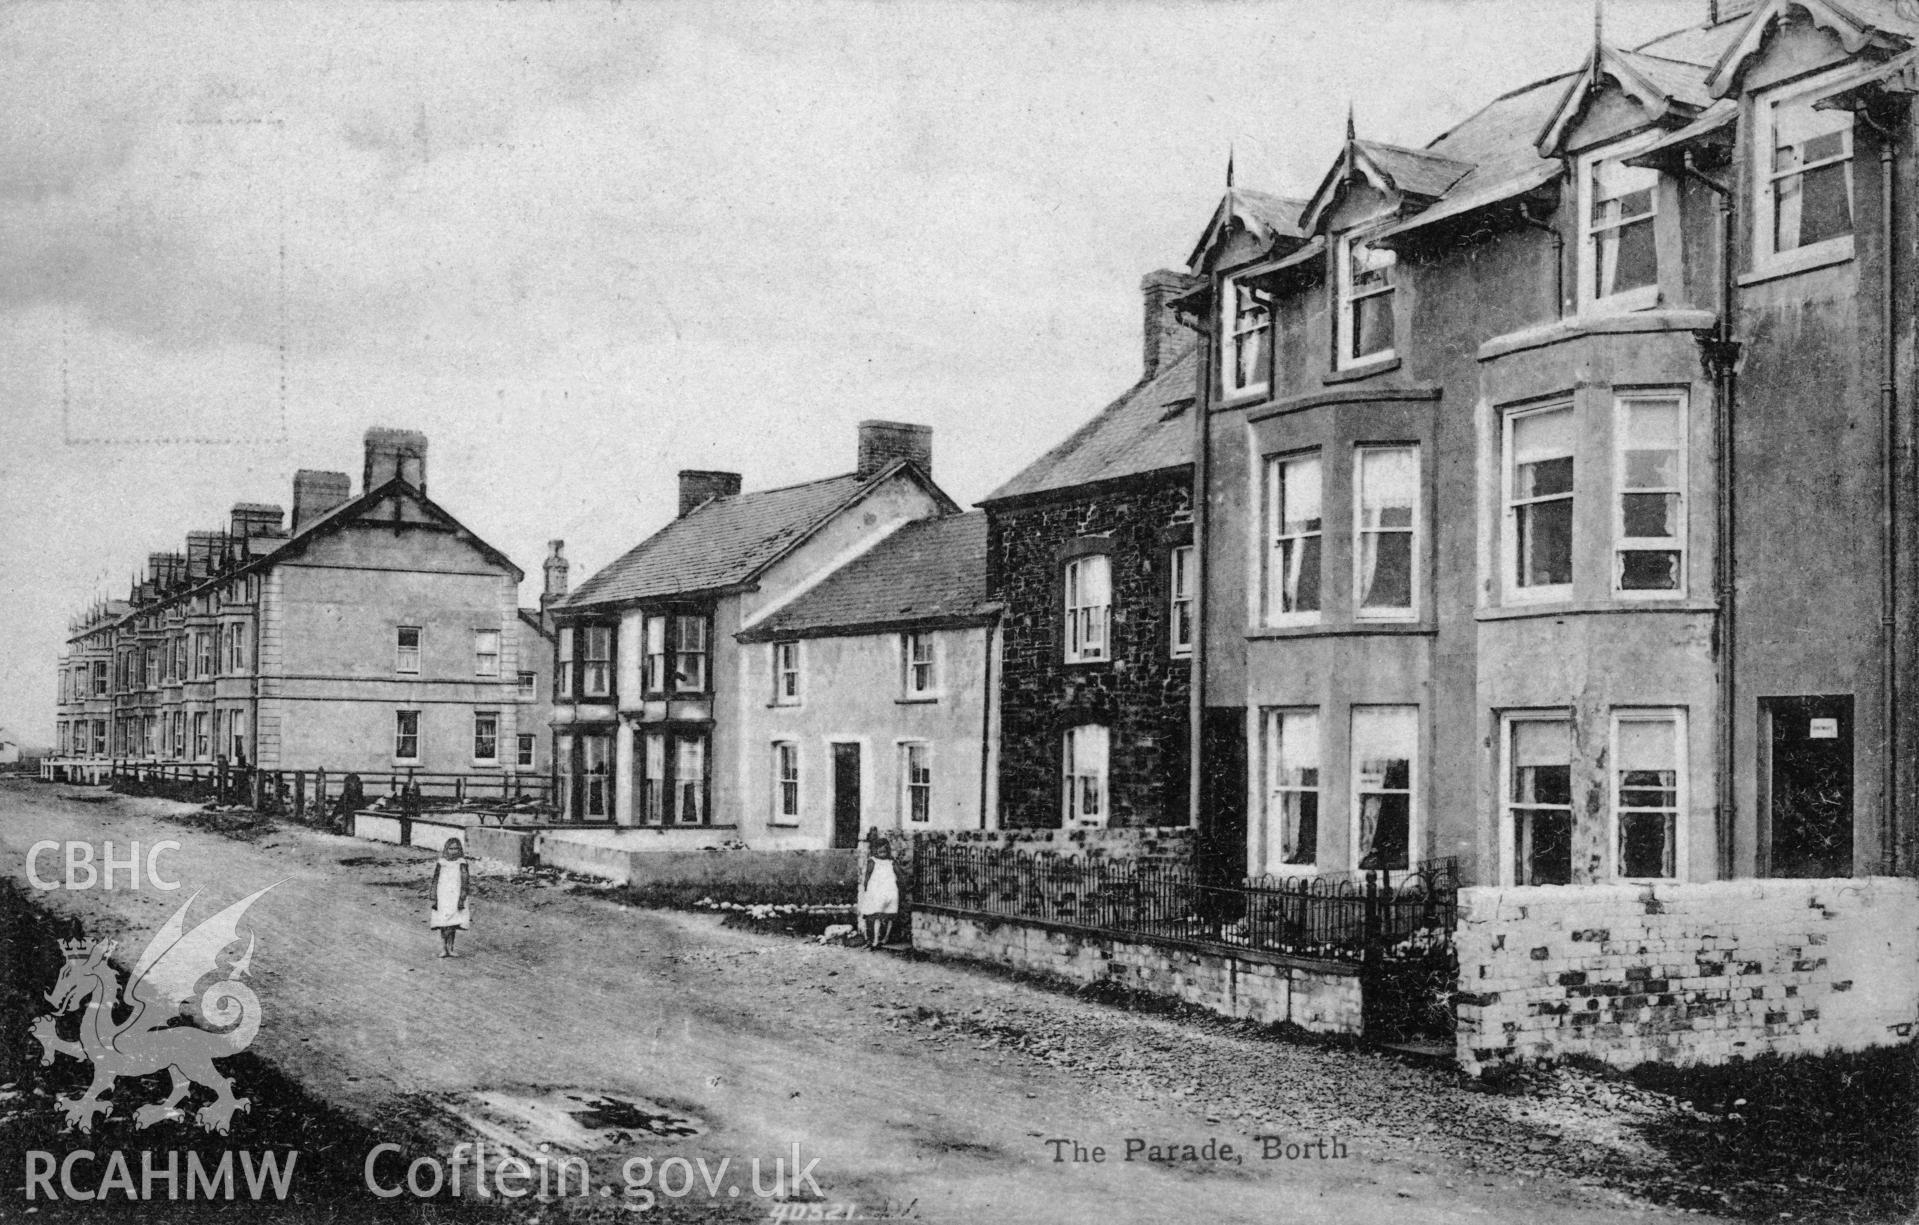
[
  {"left": 1456, "top": 879, "right": 1919, "bottom": 1075},
  {"left": 987, "top": 475, "right": 1193, "bottom": 829},
  {"left": 913, "top": 908, "right": 1361, "bottom": 1034}
]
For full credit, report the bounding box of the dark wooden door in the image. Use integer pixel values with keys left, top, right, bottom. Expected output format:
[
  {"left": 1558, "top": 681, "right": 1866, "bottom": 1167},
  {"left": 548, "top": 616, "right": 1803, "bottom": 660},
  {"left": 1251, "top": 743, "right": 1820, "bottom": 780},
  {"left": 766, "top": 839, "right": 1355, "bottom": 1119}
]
[
  {"left": 832, "top": 743, "right": 862, "bottom": 849},
  {"left": 1768, "top": 695, "right": 1853, "bottom": 878}
]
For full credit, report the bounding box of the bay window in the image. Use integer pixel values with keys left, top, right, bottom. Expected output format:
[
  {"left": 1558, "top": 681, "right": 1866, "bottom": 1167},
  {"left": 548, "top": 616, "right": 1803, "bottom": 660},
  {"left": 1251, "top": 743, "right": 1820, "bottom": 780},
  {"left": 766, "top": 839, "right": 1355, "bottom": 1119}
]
[
  {"left": 1220, "top": 274, "right": 1271, "bottom": 399},
  {"left": 1351, "top": 706, "right": 1416, "bottom": 872},
  {"left": 1264, "top": 453, "right": 1322, "bottom": 624},
  {"left": 1354, "top": 444, "right": 1418, "bottom": 619},
  {"left": 1502, "top": 714, "right": 1573, "bottom": 886},
  {"left": 1062, "top": 724, "right": 1109, "bottom": 827},
  {"left": 638, "top": 730, "right": 710, "bottom": 825},
  {"left": 1756, "top": 68, "right": 1854, "bottom": 269},
  {"left": 1337, "top": 227, "right": 1396, "bottom": 368},
  {"left": 1261, "top": 708, "right": 1319, "bottom": 873},
  {"left": 1615, "top": 394, "right": 1687, "bottom": 595},
  {"left": 1613, "top": 710, "right": 1684, "bottom": 880},
  {"left": 1063, "top": 555, "right": 1110, "bottom": 663},
  {"left": 1503, "top": 403, "right": 1575, "bottom": 599}
]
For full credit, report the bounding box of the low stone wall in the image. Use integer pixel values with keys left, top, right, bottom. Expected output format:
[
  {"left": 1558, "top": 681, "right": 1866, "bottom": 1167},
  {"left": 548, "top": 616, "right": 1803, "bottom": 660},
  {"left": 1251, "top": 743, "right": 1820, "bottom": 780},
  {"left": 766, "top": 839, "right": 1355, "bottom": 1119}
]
[
  {"left": 351, "top": 812, "right": 468, "bottom": 850},
  {"left": 912, "top": 907, "right": 1361, "bottom": 1034},
  {"left": 912, "top": 826, "right": 1195, "bottom": 863},
  {"left": 464, "top": 825, "right": 536, "bottom": 869},
  {"left": 1456, "top": 878, "right": 1919, "bottom": 1075},
  {"left": 533, "top": 833, "right": 858, "bottom": 899}
]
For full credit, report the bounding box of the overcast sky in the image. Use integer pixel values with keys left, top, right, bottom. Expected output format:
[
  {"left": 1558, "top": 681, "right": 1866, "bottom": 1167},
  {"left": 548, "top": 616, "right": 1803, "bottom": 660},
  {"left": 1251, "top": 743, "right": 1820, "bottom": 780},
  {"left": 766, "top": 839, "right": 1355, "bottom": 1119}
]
[{"left": 0, "top": 0, "right": 1704, "bottom": 745}]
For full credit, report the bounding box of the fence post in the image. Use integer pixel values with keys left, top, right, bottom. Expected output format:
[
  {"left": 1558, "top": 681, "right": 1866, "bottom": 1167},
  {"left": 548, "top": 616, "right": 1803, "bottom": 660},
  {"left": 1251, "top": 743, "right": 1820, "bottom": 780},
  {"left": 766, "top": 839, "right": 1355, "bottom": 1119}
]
[{"left": 294, "top": 771, "right": 305, "bottom": 823}]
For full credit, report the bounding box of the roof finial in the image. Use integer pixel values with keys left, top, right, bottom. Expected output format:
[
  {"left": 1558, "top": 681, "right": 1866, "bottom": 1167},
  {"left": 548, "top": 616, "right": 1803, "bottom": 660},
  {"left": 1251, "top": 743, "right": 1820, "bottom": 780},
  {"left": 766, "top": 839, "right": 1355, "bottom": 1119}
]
[
  {"left": 1593, "top": 0, "right": 1605, "bottom": 54},
  {"left": 1226, "top": 142, "right": 1235, "bottom": 188},
  {"left": 1345, "top": 101, "right": 1357, "bottom": 143}
]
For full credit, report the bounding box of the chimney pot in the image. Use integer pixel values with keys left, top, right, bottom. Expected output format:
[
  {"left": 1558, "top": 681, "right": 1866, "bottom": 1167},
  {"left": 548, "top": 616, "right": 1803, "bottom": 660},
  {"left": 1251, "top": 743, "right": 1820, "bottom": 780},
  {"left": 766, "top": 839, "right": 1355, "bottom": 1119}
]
[
  {"left": 362, "top": 427, "right": 428, "bottom": 495},
  {"left": 1140, "top": 269, "right": 1199, "bottom": 380},
  {"left": 856, "top": 420, "right": 932, "bottom": 481},
  {"left": 678, "top": 470, "right": 742, "bottom": 518}
]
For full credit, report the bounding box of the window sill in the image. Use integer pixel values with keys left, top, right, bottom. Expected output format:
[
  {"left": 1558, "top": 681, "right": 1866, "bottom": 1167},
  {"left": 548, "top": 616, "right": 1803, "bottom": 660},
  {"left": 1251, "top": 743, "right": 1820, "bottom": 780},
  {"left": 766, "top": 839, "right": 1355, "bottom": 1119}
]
[
  {"left": 631, "top": 823, "right": 740, "bottom": 832},
  {"left": 766, "top": 702, "right": 804, "bottom": 710},
  {"left": 1219, "top": 385, "right": 1270, "bottom": 409},
  {"left": 1323, "top": 355, "right": 1401, "bottom": 385},
  {"left": 1475, "top": 599, "right": 1718, "bottom": 622},
  {"left": 1061, "top": 658, "right": 1112, "bottom": 669},
  {"left": 896, "top": 695, "right": 941, "bottom": 705},
  {"left": 1738, "top": 245, "right": 1853, "bottom": 288},
  {"left": 1246, "top": 623, "right": 1436, "bottom": 640}
]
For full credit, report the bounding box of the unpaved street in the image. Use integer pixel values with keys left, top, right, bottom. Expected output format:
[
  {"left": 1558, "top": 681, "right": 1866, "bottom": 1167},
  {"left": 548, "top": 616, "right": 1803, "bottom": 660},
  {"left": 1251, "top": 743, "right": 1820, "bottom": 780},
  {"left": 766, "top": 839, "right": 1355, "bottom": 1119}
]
[{"left": 0, "top": 779, "right": 1719, "bottom": 1224}]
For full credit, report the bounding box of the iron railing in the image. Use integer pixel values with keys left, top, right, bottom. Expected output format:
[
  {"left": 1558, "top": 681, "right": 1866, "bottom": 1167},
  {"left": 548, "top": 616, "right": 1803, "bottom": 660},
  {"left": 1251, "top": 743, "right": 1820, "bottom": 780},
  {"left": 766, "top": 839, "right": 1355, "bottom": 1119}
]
[
  {"left": 908, "top": 838, "right": 1457, "bottom": 967},
  {"left": 94, "top": 759, "right": 556, "bottom": 826}
]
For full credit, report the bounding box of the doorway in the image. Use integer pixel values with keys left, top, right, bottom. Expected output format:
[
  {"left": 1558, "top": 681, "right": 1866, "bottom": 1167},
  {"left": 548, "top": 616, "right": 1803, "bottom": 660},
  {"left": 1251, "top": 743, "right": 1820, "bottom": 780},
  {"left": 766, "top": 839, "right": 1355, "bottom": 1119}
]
[
  {"left": 1766, "top": 695, "right": 1854, "bottom": 878},
  {"left": 831, "top": 743, "right": 862, "bottom": 849}
]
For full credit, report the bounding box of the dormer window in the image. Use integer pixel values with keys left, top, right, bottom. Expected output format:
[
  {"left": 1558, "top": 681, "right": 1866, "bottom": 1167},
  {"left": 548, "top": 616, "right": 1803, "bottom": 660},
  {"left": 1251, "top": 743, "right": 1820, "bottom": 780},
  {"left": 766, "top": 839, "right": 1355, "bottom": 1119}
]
[
  {"left": 1755, "top": 69, "right": 1854, "bottom": 272},
  {"left": 1220, "top": 274, "right": 1270, "bottom": 399},
  {"left": 1336, "top": 227, "right": 1395, "bottom": 368},
  {"left": 1579, "top": 136, "right": 1660, "bottom": 311}
]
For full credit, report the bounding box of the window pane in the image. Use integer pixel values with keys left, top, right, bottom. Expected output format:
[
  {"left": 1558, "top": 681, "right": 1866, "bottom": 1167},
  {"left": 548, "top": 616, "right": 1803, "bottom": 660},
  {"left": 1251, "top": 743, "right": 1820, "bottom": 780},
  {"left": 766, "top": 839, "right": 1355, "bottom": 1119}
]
[
  {"left": 1353, "top": 708, "right": 1414, "bottom": 871},
  {"left": 1773, "top": 104, "right": 1853, "bottom": 251},
  {"left": 1358, "top": 447, "right": 1415, "bottom": 529},
  {"left": 1352, "top": 291, "right": 1394, "bottom": 359},
  {"left": 1513, "top": 407, "right": 1572, "bottom": 469},
  {"left": 1279, "top": 457, "right": 1321, "bottom": 533},
  {"left": 1517, "top": 499, "right": 1574, "bottom": 586}
]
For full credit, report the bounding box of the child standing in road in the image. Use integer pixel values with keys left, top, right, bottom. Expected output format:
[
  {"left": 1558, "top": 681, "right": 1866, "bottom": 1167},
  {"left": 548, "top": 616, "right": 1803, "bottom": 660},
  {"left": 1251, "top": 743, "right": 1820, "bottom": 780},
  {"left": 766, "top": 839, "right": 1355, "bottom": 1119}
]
[
  {"left": 860, "top": 836, "right": 899, "bottom": 950},
  {"left": 430, "top": 837, "right": 471, "bottom": 958}
]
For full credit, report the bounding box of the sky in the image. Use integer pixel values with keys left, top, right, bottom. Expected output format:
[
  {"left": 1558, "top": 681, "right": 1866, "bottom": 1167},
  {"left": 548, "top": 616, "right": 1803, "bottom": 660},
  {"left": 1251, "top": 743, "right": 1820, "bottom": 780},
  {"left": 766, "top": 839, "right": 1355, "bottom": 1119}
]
[{"left": 0, "top": 0, "right": 1705, "bottom": 747}]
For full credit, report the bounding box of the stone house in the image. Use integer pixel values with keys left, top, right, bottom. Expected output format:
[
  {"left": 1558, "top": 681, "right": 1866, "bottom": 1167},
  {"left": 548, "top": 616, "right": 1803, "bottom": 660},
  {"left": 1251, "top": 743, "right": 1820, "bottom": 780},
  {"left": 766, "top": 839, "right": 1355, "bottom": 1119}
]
[
  {"left": 49, "top": 428, "right": 551, "bottom": 781},
  {"left": 979, "top": 272, "right": 1206, "bottom": 835},
  {"left": 547, "top": 422, "right": 959, "bottom": 835},
  {"left": 1187, "top": 0, "right": 1919, "bottom": 887},
  {"left": 735, "top": 511, "right": 998, "bottom": 848}
]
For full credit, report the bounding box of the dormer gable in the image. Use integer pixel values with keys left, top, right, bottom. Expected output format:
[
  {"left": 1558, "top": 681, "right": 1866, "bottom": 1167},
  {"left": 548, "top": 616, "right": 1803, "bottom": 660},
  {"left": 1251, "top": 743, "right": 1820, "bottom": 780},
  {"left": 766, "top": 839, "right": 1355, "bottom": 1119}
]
[
  {"left": 1186, "top": 187, "right": 1309, "bottom": 274},
  {"left": 1536, "top": 43, "right": 1711, "bottom": 157},
  {"left": 1707, "top": 0, "right": 1912, "bottom": 98},
  {"left": 1297, "top": 136, "right": 1474, "bottom": 236}
]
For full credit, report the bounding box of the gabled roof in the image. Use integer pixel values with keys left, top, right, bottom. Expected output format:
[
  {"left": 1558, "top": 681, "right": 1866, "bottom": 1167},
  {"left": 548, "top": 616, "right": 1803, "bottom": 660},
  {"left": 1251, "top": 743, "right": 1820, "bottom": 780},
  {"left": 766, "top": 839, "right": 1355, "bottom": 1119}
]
[
  {"left": 1187, "top": 188, "right": 1309, "bottom": 269},
  {"left": 1536, "top": 44, "right": 1712, "bottom": 155},
  {"left": 737, "top": 512, "right": 990, "bottom": 642},
  {"left": 564, "top": 462, "right": 958, "bottom": 610},
  {"left": 1298, "top": 138, "right": 1474, "bottom": 234},
  {"left": 981, "top": 344, "right": 1197, "bottom": 504},
  {"left": 1707, "top": 0, "right": 1915, "bottom": 97}
]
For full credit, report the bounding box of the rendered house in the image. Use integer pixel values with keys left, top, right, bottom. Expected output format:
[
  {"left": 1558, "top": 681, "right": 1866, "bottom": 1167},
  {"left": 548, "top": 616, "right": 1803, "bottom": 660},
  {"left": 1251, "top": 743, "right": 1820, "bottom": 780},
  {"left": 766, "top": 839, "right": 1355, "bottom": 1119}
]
[
  {"left": 979, "top": 272, "right": 1207, "bottom": 833},
  {"left": 1187, "top": 0, "right": 1919, "bottom": 886},
  {"left": 548, "top": 422, "right": 959, "bottom": 834},
  {"left": 735, "top": 511, "right": 998, "bottom": 847},
  {"left": 49, "top": 428, "right": 552, "bottom": 781}
]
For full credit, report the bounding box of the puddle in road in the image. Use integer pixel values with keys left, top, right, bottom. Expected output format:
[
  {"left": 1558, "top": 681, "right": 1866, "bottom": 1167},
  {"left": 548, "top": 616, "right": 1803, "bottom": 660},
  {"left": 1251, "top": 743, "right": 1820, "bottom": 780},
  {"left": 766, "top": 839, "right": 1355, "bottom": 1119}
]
[{"left": 441, "top": 1087, "right": 703, "bottom": 1157}]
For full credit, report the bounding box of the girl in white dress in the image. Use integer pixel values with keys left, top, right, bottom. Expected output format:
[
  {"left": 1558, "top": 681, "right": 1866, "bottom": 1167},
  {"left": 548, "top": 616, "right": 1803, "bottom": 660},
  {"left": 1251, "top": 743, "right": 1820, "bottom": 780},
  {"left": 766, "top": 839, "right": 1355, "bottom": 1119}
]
[
  {"left": 860, "top": 837, "right": 899, "bottom": 950},
  {"left": 430, "top": 837, "right": 471, "bottom": 958}
]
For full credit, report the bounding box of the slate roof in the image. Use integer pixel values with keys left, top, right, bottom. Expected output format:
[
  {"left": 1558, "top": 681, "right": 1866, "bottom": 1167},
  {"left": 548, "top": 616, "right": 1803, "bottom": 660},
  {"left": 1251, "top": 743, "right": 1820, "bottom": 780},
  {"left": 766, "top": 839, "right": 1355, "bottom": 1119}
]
[
  {"left": 563, "top": 472, "right": 878, "bottom": 609},
  {"left": 1354, "top": 141, "right": 1475, "bottom": 199},
  {"left": 738, "top": 512, "right": 989, "bottom": 640},
  {"left": 981, "top": 344, "right": 1197, "bottom": 504}
]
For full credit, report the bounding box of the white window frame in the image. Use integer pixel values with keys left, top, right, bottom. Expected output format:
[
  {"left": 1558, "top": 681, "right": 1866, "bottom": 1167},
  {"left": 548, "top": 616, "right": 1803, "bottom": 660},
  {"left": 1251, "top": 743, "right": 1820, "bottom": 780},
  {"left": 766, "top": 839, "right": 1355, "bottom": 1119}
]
[
  {"left": 902, "top": 632, "right": 938, "bottom": 698},
  {"left": 772, "top": 740, "right": 801, "bottom": 824},
  {"left": 1063, "top": 555, "right": 1111, "bottom": 664},
  {"left": 1062, "top": 724, "right": 1110, "bottom": 827},
  {"left": 1753, "top": 65, "right": 1857, "bottom": 276},
  {"left": 772, "top": 641, "right": 801, "bottom": 705},
  {"left": 556, "top": 627, "right": 574, "bottom": 699},
  {"left": 394, "top": 710, "right": 421, "bottom": 764},
  {"left": 1349, "top": 705, "right": 1419, "bottom": 872},
  {"left": 473, "top": 628, "right": 501, "bottom": 677},
  {"left": 396, "top": 625, "right": 422, "bottom": 675},
  {"left": 517, "top": 671, "right": 537, "bottom": 700},
  {"left": 1614, "top": 392, "right": 1689, "bottom": 598},
  {"left": 1220, "top": 272, "right": 1271, "bottom": 400},
  {"left": 1169, "top": 545, "right": 1196, "bottom": 659},
  {"left": 1336, "top": 223, "right": 1397, "bottom": 370},
  {"left": 1264, "top": 452, "right": 1323, "bottom": 626},
  {"left": 1498, "top": 711, "right": 1576, "bottom": 887},
  {"left": 472, "top": 710, "right": 499, "bottom": 764},
  {"left": 582, "top": 625, "right": 612, "bottom": 698},
  {"left": 1501, "top": 401, "right": 1576, "bottom": 604},
  {"left": 1352, "top": 443, "right": 1420, "bottom": 622},
  {"left": 1576, "top": 131, "right": 1663, "bottom": 314},
  {"left": 1610, "top": 708, "right": 1687, "bottom": 881},
  {"left": 581, "top": 732, "right": 611, "bottom": 819},
  {"left": 643, "top": 615, "right": 667, "bottom": 693},
  {"left": 1260, "top": 707, "right": 1320, "bottom": 875},
  {"left": 516, "top": 733, "right": 536, "bottom": 768},
  {"left": 193, "top": 713, "right": 209, "bottom": 760},
  {"left": 901, "top": 741, "right": 932, "bottom": 824},
  {"left": 671, "top": 615, "right": 707, "bottom": 694}
]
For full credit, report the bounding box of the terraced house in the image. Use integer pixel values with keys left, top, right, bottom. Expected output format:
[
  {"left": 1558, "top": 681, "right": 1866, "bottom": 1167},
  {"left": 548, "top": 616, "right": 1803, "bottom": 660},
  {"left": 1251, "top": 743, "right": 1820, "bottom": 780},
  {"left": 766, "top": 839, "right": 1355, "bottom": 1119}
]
[
  {"left": 49, "top": 428, "right": 550, "bottom": 781},
  {"left": 1186, "top": 0, "right": 1919, "bottom": 888}
]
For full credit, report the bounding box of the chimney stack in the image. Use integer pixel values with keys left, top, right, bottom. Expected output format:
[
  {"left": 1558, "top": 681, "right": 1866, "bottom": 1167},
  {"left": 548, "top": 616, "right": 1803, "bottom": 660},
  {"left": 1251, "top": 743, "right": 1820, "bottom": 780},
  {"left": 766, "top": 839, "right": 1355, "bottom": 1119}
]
[
  {"left": 362, "top": 427, "right": 428, "bottom": 495},
  {"left": 292, "top": 470, "right": 352, "bottom": 533},
  {"left": 1140, "top": 269, "right": 1199, "bottom": 380},
  {"left": 678, "top": 470, "right": 742, "bottom": 518},
  {"left": 541, "top": 540, "right": 570, "bottom": 612},
  {"left": 185, "top": 531, "right": 221, "bottom": 579},
  {"left": 229, "top": 502, "right": 285, "bottom": 539},
  {"left": 856, "top": 420, "right": 932, "bottom": 481}
]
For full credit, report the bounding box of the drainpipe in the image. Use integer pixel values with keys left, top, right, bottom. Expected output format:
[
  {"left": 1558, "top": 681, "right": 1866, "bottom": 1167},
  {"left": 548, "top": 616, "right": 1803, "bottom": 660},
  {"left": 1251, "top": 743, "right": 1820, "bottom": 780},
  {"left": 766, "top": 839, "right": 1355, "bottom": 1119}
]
[
  {"left": 1188, "top": 291, "right": 1216, "bottom": 852},
  {"left": 1680, "top": 149, "right": 1738, "bottom": 881},
  {"left": 1517, "top": 202, "right": 1567, "bottom": 319},
  {"left": 1857, "top": 109, "right": 1899, "bottom": 872},
  {"left": 978, "top": 613, "right": 998, "bottom": 829}
]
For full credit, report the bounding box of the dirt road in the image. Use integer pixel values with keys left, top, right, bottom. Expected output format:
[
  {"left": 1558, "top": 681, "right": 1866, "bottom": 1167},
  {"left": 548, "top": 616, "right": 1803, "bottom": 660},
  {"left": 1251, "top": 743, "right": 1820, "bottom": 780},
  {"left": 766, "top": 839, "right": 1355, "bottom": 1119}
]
[{"left": 0, "top": 779, "right": 1715, "bottom": 1224}]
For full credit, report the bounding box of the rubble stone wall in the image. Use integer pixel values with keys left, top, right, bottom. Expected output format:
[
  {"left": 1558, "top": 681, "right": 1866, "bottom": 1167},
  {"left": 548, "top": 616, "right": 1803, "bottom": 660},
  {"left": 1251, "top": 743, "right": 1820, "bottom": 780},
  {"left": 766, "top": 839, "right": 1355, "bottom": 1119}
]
[
  {"left": 1456, "top": 878, "right": 1919, "bottom": 1075},
  {"left": 913, "top": 907, "right": 1362, "bottom": 1034}
]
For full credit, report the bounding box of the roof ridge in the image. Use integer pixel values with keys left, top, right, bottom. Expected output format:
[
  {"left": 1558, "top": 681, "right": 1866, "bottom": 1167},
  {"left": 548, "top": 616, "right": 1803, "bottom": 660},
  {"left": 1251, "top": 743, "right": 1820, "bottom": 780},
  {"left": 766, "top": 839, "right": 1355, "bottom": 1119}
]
[
  {"left": 1423, "top": 69, "right": 1579, "bottom": 151},
  {"left": 1357, "top": 138, "right": 1474, "bottom": 164}
]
